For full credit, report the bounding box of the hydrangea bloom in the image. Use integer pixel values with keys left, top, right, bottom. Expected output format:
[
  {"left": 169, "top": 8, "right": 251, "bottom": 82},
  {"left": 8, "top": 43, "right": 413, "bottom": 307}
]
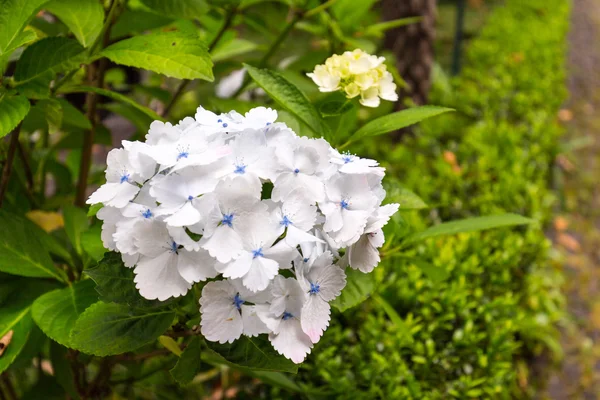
[
  {"left": 88, "top": 106, "right": 398, "bottom": 363},
  {"left": 307, "top": 49, "right": 398, "bottom": 107}
]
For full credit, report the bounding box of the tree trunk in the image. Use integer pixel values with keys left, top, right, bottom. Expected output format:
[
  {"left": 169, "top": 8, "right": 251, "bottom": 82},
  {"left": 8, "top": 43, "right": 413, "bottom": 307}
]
[{"left": 382, "top": 0, "right": 437, "bottom": 107}]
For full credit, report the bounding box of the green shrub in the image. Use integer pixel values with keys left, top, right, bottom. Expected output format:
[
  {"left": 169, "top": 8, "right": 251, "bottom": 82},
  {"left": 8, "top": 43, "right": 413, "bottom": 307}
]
[{"left": 288, "top": 0, "right": 569, "bottom": 398}]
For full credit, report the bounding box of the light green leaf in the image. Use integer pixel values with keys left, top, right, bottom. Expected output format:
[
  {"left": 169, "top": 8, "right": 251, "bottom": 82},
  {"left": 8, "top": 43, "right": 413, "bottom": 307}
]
[
  {"left": 86, "top": 203, "right": 103, "bottom": 217},
  {"left": 211, "top": 38, "right": 258, "bottom": 62},
  {"left": 244, "top": 64, "right": 330, "bottom": 137},
  {"left": 404, "top": 213, "right": 536, "bottom": 244},
  {"left": 362, "top": 17, "right": 422, "bottom": 37},
  {"left": 346, "top": 106, "right": 454, "bottom": 145},
  {"left": 330, "top": 268, "right": 376, "bottom": 312},
  {"left": 0, "top": 0, "right": 47, "bottom": 55},
  {"left": 101, "top": 31, "right": 214, "bottom": 81},
  {"left": 85, "top": 252, "right": 167, "bottom": 309},
  {"left": 31, "top": 280, "right": 98, "bottom": 347},
  {"left": 14, "top": 37, "right": 85, "bottom": 85},
  {"left": 63, "top": 205, "right": 89, "bottom": 255},
  {"left": 205, "top": 335, "right": 298, "bottom": 373},
  {"left": 140, "top": 0, "right": 208, "bottom": 20},
  {"left": 80, "top": 224, "right": 105, "bottom": 261},
  {"left": 0, "top": 210, "right": 66, "bottom": 281},
  {"left": 385, "top": 184, "right": 427, "bottom": 210},
  {"left": 58, "top": 98, "right": 91, "bottom": 130},
  {"left": 37, "top": 98, "right": 63, "bottom": 133},
  {"left": 159, "top": 335, "right": 183, "bottom": 356},
  {"left": 412, "top": 259, "right": 450, "bottom": 284},
  {"left": 0, "top": 94, "right": 30, "bottom": 138},
  {"left": 59, "top": 86, "right": 164, "bottom": 121},
  {"left": 170, "top": 336, "right": 201, "bottom": 386},
  {"left": 45, "top": 0, "right": 104, "bottom": 48},
  {"left": 69, "top": 302, "right": 176, "bottom": 356}
]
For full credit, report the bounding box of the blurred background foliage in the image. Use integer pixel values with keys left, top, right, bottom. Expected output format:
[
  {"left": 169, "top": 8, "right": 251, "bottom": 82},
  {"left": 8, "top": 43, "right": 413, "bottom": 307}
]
[{"left": 0, "top": 0, "right": 571, "bottom": 398}]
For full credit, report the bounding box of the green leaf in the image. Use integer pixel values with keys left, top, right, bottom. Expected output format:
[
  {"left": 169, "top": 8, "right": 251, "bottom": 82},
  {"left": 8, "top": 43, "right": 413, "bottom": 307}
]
[
  {"left": 63, "top": 205, "right": 89, "bottom": 255},
  {"left": 14, "top": 37, "right": 85, "bottom": 85},
  {"left": 69, "top": 302, "right": 175, "bottom": 356},
  {"left": 81, "top": 224, "right": 105, "bottom": 261},
  {"left": 111, "top": 9, "right": 174, "bottom": 40},
  {"left": 58, "top": 98, "right": 91, "bottom": 130},
  {"left": 319, "top": 100, "right": 353, "bottom": 117},
  {"left": 24, "top": 213, "right": 73, "bottom": 265},
  {"left": 385, "top": 184, "right": 427, "bottom": 210},
  {"left": 404, "top": 213, "right": 536, "bottom": 244},
  {"left": 372, "top": 294, "right": 412, "bottom": 341},
  {"left": 244, "top": 64, "right": 331, "bottom": 137},
  {"left": 140, "top": 0, "right": 208, "bottom": 20},
  {"left": 0, "top": 94, "right": 30, "bottom": 138},
  {"left": 37, "top": 98, "right": 63, "bottom": 133},
  {"left": 330, "top": 268, "right": 376, "bottom": 312},
  {"left": 45, "top": 0, "right": 104, "bottom": 48},
  {"left": 102, "top": 102, "right": 153, "bottom": 133},
  {"left": 346, "top": 106, "right": 454, "bottom": 145},
  {"left": 85, "top": 252, "right": 167, "bottom": 309},
  {"left": 87, "top": 203, "right": 103, "bottom": 217},
  {"left": 362, "top": 17, "right": 422, "bottom": 37},
  {"left": 0, "top": 210, "right": 66, "bottom": 281},
  {"left": 412, "top": 259, "right": 450, "bottom": 284},
  {"left": 31, "top": 280, "right": 98, "bottom": 347},
  {"left": 205, "top": 335, "right": 298, "bottom": 373},
  {"left": 59, "top": 86, "right": 164, "bottom": 121},
  {"left": 0, "top": 0, "right": 47, "bottom": 56},
  {"left": 170, "top": 336, "right": 201, "bottom": 385},
  {"left": 211, "top": 38, "right": 258, "bottom": 62},
  {"left": 0, "top": 279, "right": 58, "bottom": 374},
  {"left": 101, "top": 31, "right": 214, "bottom": 81}
]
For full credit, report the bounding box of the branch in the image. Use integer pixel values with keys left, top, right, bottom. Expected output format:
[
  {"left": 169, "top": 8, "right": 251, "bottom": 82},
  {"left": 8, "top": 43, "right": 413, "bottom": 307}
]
[
  {"left": 0, "top": 123, "right": 23, "bottom": 208},
  {"left": 0, "top": 374, "right": 16, "bottom": 400},
  {"left": 16, "top": 141, "right": 33, "bottom": 190}
]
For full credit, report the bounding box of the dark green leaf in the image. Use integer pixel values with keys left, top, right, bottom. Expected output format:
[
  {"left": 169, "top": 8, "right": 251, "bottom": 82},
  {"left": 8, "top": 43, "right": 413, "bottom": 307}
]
[
  {"left": 85, "top": 252, "right": 167, "bottom": 309},
  {"left": 63, "top": 205, "right": 89, "bottom": 255},
  {"left": 14, "top": 37, "right": 85, "bottom": 85},
  {"left": 0, "top": 94, "right": 30, "bottom": 138},
  {"left": 170, "top": 336, "right": 201, "bottom": 385},
  {"left": 372, "top": 294, "right": 412, "bottom": 341},
  {"left": 330, "top": 268, "right": 375, "bottom": 312},
  {"left": 31, "top": 280, "right": 98, "bottom": 347},
  {"left": 244, "top": 64, "right": 331, "bottom": 137},
  {"left": 69, "top": 302, "right": 175, "bottom": 356},
  {"left": 45, "top": 0, "right": 104, "bottom": 48},
  {"left": 110, "top": 9, "right": 173, "bottom": 40},
  {"left": 347, "top": 106, "right": 454, "bottom": 144},
  {"left": 205, "top": 335, "right": 298, "bottom": 373},
  {"left": 319, "top": 100, "right": 353, "bottom": 117},
  {"left": 50, "top": 341, "right": 80, "bottom": 399},
  {"left": 140, "top": 0, "right": 208, "bottom": 20},
  {"left": 403, "top": 213, "right": 536, "bottom": 244},
  {"left": 58, "top": 98, "right": 91, "bottom": 130},
  {"left": 101, "top": 31, "right": 214, "bottom": 81},
  {"left": 0, "top": 210, "right": 66, "bottom": 281}
]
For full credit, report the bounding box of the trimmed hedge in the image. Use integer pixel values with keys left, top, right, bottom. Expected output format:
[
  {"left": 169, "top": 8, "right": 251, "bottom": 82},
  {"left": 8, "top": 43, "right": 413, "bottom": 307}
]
[{"left": 283, "top": 0, "right": 570, "bottom": 398}]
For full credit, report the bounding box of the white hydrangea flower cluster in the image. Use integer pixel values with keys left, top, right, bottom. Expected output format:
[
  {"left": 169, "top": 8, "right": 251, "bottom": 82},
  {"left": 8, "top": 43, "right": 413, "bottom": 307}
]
[
  {"left": 88, "top": 106, "right": 398, "bottom": 363},
  {"left": 307, "top": 49, "right": 398, "bottom": 108}
]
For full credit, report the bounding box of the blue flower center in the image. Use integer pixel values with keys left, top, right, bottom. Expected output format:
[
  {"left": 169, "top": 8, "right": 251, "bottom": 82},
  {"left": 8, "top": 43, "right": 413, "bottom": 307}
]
[
  {"left": 120, "top": 173, "right": 130, "bottom": 184},
  {"left": 188, "top": 195, "right": 194, "bottom": 201},
  {"left": 309, "top": 282, "right": 321, "bottom": 295},
  {"left": 170, "top": 241, "right": 178, "bottom": 253},
  {"left": 340, "top": 199, "right": 350, "bottom": 210},
  {"left": 266, "top": 122, "right": 271, "bottom": 126},
  {"left": 234, "top": 164, "right": 246, "bottom": 174},
  {"left": 217, "top": 119, "right": 222, "bottom": 123},
  {"left": 222, "top": 123, "right": 228, "bottom": 128},
  {"left": 176, "top": 151, "right": 189, "bottom": 161},
  {"left": 282, "top": 312, "right": 293, "bottom": 320},
  {"left": 342, "top": 156, "right": 353, "bottom": 164},
  {"left": 280, "top": 215, "right": 292, "bottom": 227},
  {"left": 293, "top": 168, "right": 300, "bottom": 174},
  {"left": 142, "top": 209, "right": 153, "bottom": 219},
  {"left": 221, "top": 213, "right": 234, "bottom": 227},
  {"left": 303, "top": 257, "right": 309, "bottom": 263},
  {"left": 252, "top": 248, "right": 264, "bottom": 258},
  {"left": 233, "top": 293, "right": 244, "bottom": 311}
]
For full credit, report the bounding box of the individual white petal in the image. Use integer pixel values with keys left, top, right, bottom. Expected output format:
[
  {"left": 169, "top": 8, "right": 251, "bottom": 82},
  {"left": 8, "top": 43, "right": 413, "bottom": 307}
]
[
  {"left": 241, "top": 304, "right": 270, "bottom": 337},
  {"left": 269, "top": 318, "right": 313, "bottom": 364},
  {"left": 310, "top": 264, "right": 346, "bottom": 302},
  {"left": 201, "top": 225, "right": 244, "bottom": 263},
  {"left": 348, "top": 234, "right": 380, "bottom": 273},
  {"left": 121, "top": 252, "right": 139, "bottom": 268},
  {"left": 242, "top": 257, "right": 279, "bottom": 292},
  {"left": 134, "top": 252, "right": 191, "bottom": 300},
  {"left": 217, "top": 252, "right": 253, "bottom": 279},
  {"left": 164, "top": 202, "right": 202, "bottom": 227},
  {"left": 87, "top": 182, "right": 139, "bottom": 208},
  {"left": 284, "top": 225, "right": 322, "bottom": 247},
  {"left": 176, "top": 248, "right": 218, "bottom": 283},
  {"left": 301, "top": 295, "right": 331, "bottom": 343}
]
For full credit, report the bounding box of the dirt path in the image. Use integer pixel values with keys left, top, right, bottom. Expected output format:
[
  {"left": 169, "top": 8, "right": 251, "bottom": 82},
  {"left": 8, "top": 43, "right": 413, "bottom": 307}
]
[{"left": 542, "top": 0, "right": 600, "bottom": 398}]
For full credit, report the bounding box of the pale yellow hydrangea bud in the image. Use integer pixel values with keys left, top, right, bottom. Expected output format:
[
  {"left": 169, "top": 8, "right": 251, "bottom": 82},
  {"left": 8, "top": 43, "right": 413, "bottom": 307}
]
[{"left": 307, "top": 49, "right": 398, "bottom": 107}]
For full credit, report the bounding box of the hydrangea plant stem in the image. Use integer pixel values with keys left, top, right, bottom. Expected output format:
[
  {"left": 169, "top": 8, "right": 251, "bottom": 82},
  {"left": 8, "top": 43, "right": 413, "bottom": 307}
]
[{"left": 0, "top": 123, "right": 23, "bottom": 208}]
